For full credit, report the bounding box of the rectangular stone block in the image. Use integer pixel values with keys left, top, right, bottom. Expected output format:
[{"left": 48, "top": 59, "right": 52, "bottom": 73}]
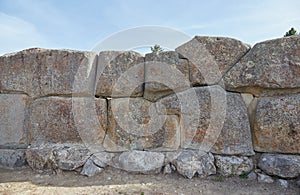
[
  {"left": 253, "top": 94, "right": 300, "bottom": 153},
  {"left": 144, "top": 51, "right": 190, "bottom": 102},
  {"left": 96, "top": 51, "right": 144, "bottom": 97},
  {"left": 0, "top": 149, "right": 26, "bottom": 169},
  {"left": 29, "top": 97, "right": 107, "bottom": 147},
  {"left": 103, "top": 98, "right": 180, "bottom": 152},
  {"left": 157, "top": 86, "right": 254, "bottom": 155},
  {"left": 0, "top": 48, "right": 97, "bottom": 98},
  {"left": 0, "top": 94, "right": 30, "bottom": 148}
]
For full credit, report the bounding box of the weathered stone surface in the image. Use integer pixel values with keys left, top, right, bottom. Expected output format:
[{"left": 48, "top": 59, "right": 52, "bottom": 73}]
[
  {"left": 224, "top": 36, "right": 300, "bottom": 96},
  {"left": 96, "top": 51, "right": 144, "bottom": 97},
  {"left": 277, "top": 179, "right": 288, "bottom": 188},
  {"left": 247, "top": 171, "right": 257, "bottom": 180},
  {"left": 257, "top": 172, "right": 274, "bottom": 183},
  {"left": 104, "top": 98, "right": 180, "bottom": 152},
  {"left": 215, "top": 155, "right": 253, "bottom": 176},
  {"left": 173, "top": 151, "right": 216, "bottom": 179},
  {"left": 144, "top": 51, "right": 190, "bottom": 101},
  {"left": 91, "top": 152, "right": 115, "bottom": 168},
  {"left": 80, "top": 158, "right": 103, "bottom": 177},
  {"left": 26, "top": 144, "right": 91, "bottom": 171},
  {"left": 26, "top": 146, "right": 57, "bottom": 170},
  {"left": 258, "top": 154, "right": 300, "bottom": 178},
  {"left": 53, "top": 145, "right": 91, "bottom": 170},
  {"left": 176, "top": 36, "right": 250, "bottom": 86},
  {"left": 0, "top": 48, "right": 97, "bottom": 98},
  {"left": 112, "top": 150, "right": 164, "bottom": 173},
  {"left": 29, "top": 97, "right": 107, "bottom": 145},
  {"left": 253, "top": 94, "right": 300, "bottom": 153},
  {"left": 296, "top": 179, "right": 300, "bottom": 187},
  {"left": 0, "top": 149, "right": 26, "bottom": 169},
  {"left": 157, "top": 86, "right": 254, "bottom": 155},
  {"left": 163, "top": 163, "right": 172, "bottom": 174},
  {"left": 0, "top": 94, "right": 30, "bottom": 148}
]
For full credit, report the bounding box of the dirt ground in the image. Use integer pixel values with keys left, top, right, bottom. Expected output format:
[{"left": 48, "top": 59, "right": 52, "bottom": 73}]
[{"left": 0, "top": 167, "right": 299, "bottom": 195}]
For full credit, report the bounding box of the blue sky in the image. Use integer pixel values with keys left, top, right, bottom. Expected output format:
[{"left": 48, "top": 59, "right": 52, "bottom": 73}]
[{"left": 0, "top": 0, "right": 300, "bottom": 55}]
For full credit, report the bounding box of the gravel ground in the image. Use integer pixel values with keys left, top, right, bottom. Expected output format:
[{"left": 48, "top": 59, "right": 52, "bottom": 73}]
[{"left": 0, "top": 167, "right": 299, "bottom": 195}]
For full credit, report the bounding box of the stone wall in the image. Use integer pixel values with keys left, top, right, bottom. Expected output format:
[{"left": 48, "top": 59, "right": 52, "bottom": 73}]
[{"left": 0, "top": 36, "right": 299, "bottom": 185}]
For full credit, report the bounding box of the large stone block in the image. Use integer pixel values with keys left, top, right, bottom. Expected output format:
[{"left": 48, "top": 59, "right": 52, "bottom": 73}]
[
  {"left": 0, "top": 94, "right": 30, "bottom": 148},
  {"left": 103, "top": 98, "right": 180, "bottom": 152},
  {"left": 173, "top": 151, "right": 216, "bottom": 179},
  {"left": 0, "top": 149, "right": 26, "bottom": 169},
  {"left": 112, "top": 150, "right": 165, "bottom": 174},
  {"left": 96, "top": 51, "right": 144, "bottom": 97},
  {"left": 258, "top": 153, "right": 300, "bottom": 178},
  {"left": 144, "top": 51, "right": 190, "bottom": 101},
  {"left": 224, "top": 36, "right": 300, "bottom": 96},
  {"left": 29, "top": 97, "right": 107, "bottom": 146},
  {"left": 157, "top": 86, "right": 254, "bottom": 155},
  {"left": 215, "top": 155, "right": 253, "bottom": 176},
  {"left": 176, "top": 36, "right": 250, "bottom": 86},
  {"left": 253, "top": 94, "right": 300, "bottom": 153},
  {"left": 0, "top": 48, "right": 97, "bottom": 98}
]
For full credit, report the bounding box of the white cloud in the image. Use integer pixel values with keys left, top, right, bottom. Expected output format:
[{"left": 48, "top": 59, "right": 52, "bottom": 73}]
[{"left": 0, "top": 12, "right": 47, "bottom": 55}]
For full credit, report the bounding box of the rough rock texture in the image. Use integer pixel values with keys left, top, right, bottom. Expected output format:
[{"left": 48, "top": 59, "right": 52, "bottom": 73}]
[
  {"left": 112, "top": 150, "right": 164, "bottom": 173},
  {"left": 144, "top": 51, "right": 190, "bottom": 101},
  {"left": 258, "top": 154, "right": 300, "bottom": 178},
  {"left": 163, "top": 163, "right": 172, "bottom": 174},
  {"left": 224, "top": 36, "right": 300, "bottom": 96},
  {"left": 0, "top": 149, "right": 26, "bottom": 168},
  {"left": 176, "top": 36, "right": 250, "bottom": 86},
  {"left": 253, "top": 94, "right": 300, "bottom": 153},
  {"left": 53, "top": 145, "right": 91, "bottom": 170},
  {"left": 172, "top": 151, "right": 216, "bottom": 179},
  {"left": 277, "top": 179, "right": 288, "bottom": 188},
  {"left": 29, "top": 97, "right": 107, "bottom": 145},
  {"left": 80, "top": 158, "right": 103, "bottom": 177},
  {"left": 0, "top": 48, "right": 97, "bottom": 98},
  {"left": 157, "top": 86, "right": 254, "bottom": 155},
  {"left": 25, "top": 146, "right": 57, "bottom": 170},
  {"left": 91, "top": 152, "right": 115, "bottom": 168},
  {"left": 257, "top": 172, "right": 274, "bottom": 183},
  {"left": 215, "top": 155, "right": 253, "bottom": 176},
  {"left": 0, "top": 94, "right": 30, "bottom": 148},
  {"left": 104, "top": 98, "right": 180, "bottom": 152},
  {"left": 96, "top": 51, "right": 144, "bottom": 97},
  {"left": 26, "top": 144, "right": 91, "bottom": 171}
]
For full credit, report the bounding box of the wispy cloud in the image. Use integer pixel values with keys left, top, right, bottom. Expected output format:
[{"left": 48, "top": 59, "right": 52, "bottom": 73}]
[{"left": 0, "top": 12, "right": 47, "bottom": 55}]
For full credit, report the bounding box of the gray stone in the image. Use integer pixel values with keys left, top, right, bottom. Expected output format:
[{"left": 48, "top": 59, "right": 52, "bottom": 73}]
[
  {"left": 53, "top": 145, "right": 91, "bottom": 171},
  {"left": 176, "top": 36, "right": 250, "bottom": 86},
  {"left": 80, "top": 158, "right": 103, "bottom": 177},
  {"left": 296, "top": 179, "right": 300, "bottom": 187},
  {"left": 157, "top": 86, "right": 254, "bottom": 155},
  {"left": 144, "top": 51, "right": 190, "bottom": 101},
  {"left": 253, "top": 94, "right": 300, "bottom": 153},
  {"left": 0, "top": 48, "right": 97, "bottom": 98},
  {"left": 29, "top": 97, "right": 107, "bottom": 146},
  {"left": 258, "top": 154, "right": 300, "bottom": 178},
  {"left": 25, "top": 146, "right": 57, "bottom": 170},
  {"left": 173, "top": 151, "right": 216, "bottom": 179},
  {"left": 277, "top": 179, "right": 288, "bottom": 188},
  {"left": 112, "top": 150, "right": 164, "bottom": 174},
  {"left": 96, "top": 51, "right": 144, "bottom": 97},
  {"left": 91, "top": 152, "right": 115, "bottom": 168},
  {"left": 224, "top": 36, "right": 300, "bottom": 96},
  {"left": 26, "top": 144, "right": 91, "bottom": 171},
  {"left": 0, "top": 94, "right": 30, "bottom": 148},
  {"left": 104, "top": 98, "right": 180, "bottom": 152},
  {"left": 257, "top": 173, "right": 274, "bottom": 183},
  {"left": 163, "top": 163, "right": 172, "bottom": 174},
  {"left": 215, "top": 155, "right": 253, "bottom": 177},
  {"left": 0, "top": 149, "right": 26, "bottom": 169},
  {"left": 247, "top": 171, "right": 257, "bottom": 180}
]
